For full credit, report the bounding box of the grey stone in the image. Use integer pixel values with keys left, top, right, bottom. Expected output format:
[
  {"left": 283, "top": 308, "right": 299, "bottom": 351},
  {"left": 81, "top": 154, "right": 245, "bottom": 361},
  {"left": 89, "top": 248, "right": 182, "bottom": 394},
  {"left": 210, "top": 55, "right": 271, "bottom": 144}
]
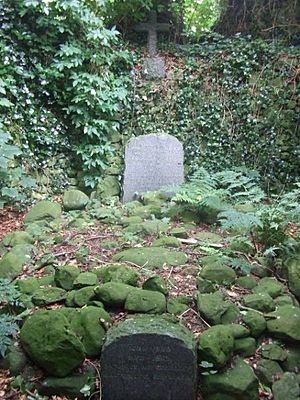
[
  {"left": 123, "top": 134, "right": 184, "bottom": 202},
  {"left": 101, "top": 315, "right": 197, "bottom": 400},
  {"left": 143, "top": 57, "right": 166, "bottom": 79}
]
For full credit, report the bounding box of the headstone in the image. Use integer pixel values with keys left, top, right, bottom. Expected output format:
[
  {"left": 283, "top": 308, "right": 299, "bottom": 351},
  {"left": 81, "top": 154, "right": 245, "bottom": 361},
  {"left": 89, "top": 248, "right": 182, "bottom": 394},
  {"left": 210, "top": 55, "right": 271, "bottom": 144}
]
[
  {"left": 134, "top": 10, "right": 169, "bottom": 79},
  {"left": 122, "top": 134, "right": 184, "bottom": 202},
  {"left": 101, "top": 315, "right": 197, "bottom": 400}
]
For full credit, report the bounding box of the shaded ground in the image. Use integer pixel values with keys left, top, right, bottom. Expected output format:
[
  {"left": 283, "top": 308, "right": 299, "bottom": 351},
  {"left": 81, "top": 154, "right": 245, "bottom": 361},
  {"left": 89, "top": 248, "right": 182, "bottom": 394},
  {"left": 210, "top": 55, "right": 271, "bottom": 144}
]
[{"left": 1, "top": 201, "right": 297, "bottom": 400}]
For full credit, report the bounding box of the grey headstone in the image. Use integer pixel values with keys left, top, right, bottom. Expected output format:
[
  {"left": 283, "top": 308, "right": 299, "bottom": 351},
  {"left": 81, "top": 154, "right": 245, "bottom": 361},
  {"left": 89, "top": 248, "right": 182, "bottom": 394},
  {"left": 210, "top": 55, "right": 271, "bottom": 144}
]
[
  {"left": 122, "top": 134, "right": 184, "bottom": 202},
  {"left": 143, "top": 57, "right": 166, "bottom": 79},
  {"left": 101, "top": 315, "right": 197, "bottom": 400}
]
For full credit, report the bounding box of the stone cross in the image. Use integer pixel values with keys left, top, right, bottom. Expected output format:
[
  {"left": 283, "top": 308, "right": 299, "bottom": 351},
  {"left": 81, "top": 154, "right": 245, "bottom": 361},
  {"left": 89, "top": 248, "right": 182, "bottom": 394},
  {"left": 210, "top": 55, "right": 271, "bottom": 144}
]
[{"left": 135, "top": 10, "right": 170, "bottom": 56}]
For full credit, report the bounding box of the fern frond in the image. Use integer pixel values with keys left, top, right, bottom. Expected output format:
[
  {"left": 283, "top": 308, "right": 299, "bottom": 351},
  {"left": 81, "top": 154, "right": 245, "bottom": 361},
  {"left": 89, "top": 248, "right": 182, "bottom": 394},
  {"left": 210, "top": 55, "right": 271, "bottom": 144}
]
[{"left": 218, "top": 210, "right": 263, "bottom": 231}]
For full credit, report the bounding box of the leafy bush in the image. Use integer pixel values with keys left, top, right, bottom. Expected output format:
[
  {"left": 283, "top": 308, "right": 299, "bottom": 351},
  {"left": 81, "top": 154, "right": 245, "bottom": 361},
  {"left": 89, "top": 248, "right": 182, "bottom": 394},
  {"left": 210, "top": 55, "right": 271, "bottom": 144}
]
[
  {"left": 0, "top": 0, "right": 132, "bottom": 188},
  {"left": 0, "top": 126, "right": 35, "bottom": 207}
]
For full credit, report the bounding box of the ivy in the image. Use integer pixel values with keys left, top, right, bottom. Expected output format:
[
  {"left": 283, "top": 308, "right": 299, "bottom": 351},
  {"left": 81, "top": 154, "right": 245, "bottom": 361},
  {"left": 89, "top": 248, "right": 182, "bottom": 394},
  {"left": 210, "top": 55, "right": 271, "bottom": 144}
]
[
  {"left": 126, "top": 35, "right": 300, "bottom": 188},
  {"left": 0, "top": 0, "right": 132, "bottom": 189}
]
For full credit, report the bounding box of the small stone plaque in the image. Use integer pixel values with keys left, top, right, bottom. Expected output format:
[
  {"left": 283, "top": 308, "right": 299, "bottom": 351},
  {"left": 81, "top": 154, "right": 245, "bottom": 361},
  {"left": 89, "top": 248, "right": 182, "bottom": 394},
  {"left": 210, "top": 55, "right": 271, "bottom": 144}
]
[
  {"left": 122, "top": 134, "right": 184, "bottom": 202},
  {"left": 101, "top": 315, "right": 197, "bottom": 400},
  {"left": 143, "top": 57, "right": 166, "bottom": 79}
]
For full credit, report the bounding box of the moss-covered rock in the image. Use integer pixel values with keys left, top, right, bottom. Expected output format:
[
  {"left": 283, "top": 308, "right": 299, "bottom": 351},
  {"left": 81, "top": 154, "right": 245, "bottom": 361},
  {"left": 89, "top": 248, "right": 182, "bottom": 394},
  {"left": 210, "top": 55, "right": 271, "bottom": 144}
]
[
  {"left": 262, "top": 343, "right": 287, "bottom": 362},
  {"left": 197, "top": 291, "right": 240, "bottom": 325},
  {"left": 32, "top": 287, "right": 67, "bottom": 306},
  {"left": 252, "top": 277, "right": 285, "bottom": 298},
  {"left": 17, "top": 275, "right": 55, "bottom": 295},
  {"left": 202, "top": 357, "right": 258, "bottom": 400},
  {"left": 281, "top": 346, "right": 300, "bottom": 372},
  {"left": 2, "top": 231, "right": 35, "bottom": 247},
  {"left": 152, "top": 236, "right": 181, "bottom": 248},
  {"left": 96, "top": 264, "right": 140, "bottom": 286},
  {"left": 167, "top": 298, "right": 190, "bottom": 315},
  {"left": 142, "top": 276, "right": 168, "bottom": 295},
  {"left": 272, "top": 372, "right": 300, "bottom": 400},
  {"left": 286, "top": 257, "right": 300, "bottom": 300},
  {"left": 195, "top": 231, "right": 223, "bottom": 243},
  {"left": 140, "top": 220, "right": 169, "bottom": 236},
  {"left": 234, "top": 337, "right": 256, "bottom": 357},
  {"left": 20, "top": 310, "right": 85, "bottom": 377},
  {"left": 254, "top": 359, "right": 283, "bottom": 385},
  {"left": 102, "top": 314, "right": 196, "bottom": 354},
  {"left": 94, "top": 282, "right": 135, "bottom": 307},
  {"left": 119, "top": 216, "right": 143, "bottom": 226},
  {"left": 198, "top": 325, "right": 235, "bottom": 368},
  {"left": 0, "top": 250, "right": 28, "bottom": 279},
  {"left": 196, "top": 277, "right": 216, "bottom": 293},
  {"left": 200, "top": 264, "right": 237, "bottom": 286},
  {"left": 228, "top": 324, "right": 250, "bottom": 339},
  {"left": 125, "top": 202, "right": 162, "bottom": 219},
  {"left": 78, "top": 306, "right": 111, "bottom": 357},
  {"left": 274, "top": 295, "right": 296, "bottom": 307},
  {"left": 242, "top": 310, "right": 266, "bottom": 337},
  {"left": 112, "top": 247, "right": 188, "bottom": 269},
  {"left": 65, "top": 286, "right": 97, "bottom": 307},
  {"left": 73, "top": 272, "right": 98, "bottom": 288},
  {"left": 124, "top": 289, "right": 166, "bottom": 314},
  {"left": 40, "top": 367, "right": 96, "bottom": 399},
  {"left": 266, "top": 305, "right": 300, "bottom": 341},
  {"left": 0, "top": 345, "right": 27, "bottom": 375},
  {"left": 241, "top": 293, "right": 275, "bottom": 313},
  {"left": 97, "top": 175, "right": 120, "bottom": 199},
  {"left": 236, "top": 276, "right": 257, "bottom": 289},
  {"left": 63, "top": 190, "right": 89, "bottom": 211},
  {"left": 23, "top": 201, "right": 62, "bottom": 225},
  {"left": 170, "top": 227, "right": 188, "bottom": 238},
  {"left": 55, "top": 265, "right": 81, "bottom": 290}
]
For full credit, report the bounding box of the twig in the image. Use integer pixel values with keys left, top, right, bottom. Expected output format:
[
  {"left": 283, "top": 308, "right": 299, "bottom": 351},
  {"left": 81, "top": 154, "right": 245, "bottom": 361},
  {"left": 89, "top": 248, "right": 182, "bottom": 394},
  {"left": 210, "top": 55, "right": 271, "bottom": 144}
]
[
  {"left": 190, "top": 308, "right": 211, "bottom": 328},
  {"left": 167, "top": 266, "right": 174, "bottom": 280}
]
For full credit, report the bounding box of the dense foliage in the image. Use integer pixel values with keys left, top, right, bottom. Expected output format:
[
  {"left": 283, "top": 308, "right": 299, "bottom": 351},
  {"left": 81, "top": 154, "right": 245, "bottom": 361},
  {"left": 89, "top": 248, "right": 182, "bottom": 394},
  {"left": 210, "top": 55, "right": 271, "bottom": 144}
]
[
  {"left": 0, "top": 0, "right": 132, "bottom": 194},
  {"left": 126, "top": 35, "right": 300, "bottom": 188}
]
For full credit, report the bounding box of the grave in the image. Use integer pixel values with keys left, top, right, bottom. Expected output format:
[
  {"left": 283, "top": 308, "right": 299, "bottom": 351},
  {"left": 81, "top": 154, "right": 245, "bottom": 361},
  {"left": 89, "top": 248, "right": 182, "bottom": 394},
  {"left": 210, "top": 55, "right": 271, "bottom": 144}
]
[
  {"left": 134, "top": 10, "right": 169, "bottom": 79},
  {"left": 122, "top": 133, "right": 184, "bottom": 202},
  {"left": 101, "top": 315, "right": 197, "bottom": 400}
]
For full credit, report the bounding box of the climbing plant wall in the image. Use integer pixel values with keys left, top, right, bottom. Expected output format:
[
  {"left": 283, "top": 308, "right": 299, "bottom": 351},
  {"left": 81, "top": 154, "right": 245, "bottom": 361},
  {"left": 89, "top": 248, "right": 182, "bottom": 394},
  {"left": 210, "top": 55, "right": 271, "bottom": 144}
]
[{"left": 123, "top": 35, "right": 299, "bottom": 188}]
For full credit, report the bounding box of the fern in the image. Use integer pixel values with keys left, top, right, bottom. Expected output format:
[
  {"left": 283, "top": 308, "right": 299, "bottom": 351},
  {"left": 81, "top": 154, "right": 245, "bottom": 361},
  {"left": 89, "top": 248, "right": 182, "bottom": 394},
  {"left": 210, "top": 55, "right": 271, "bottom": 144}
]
[
  {"left": 0, "top": 278, "right": 23, "bottom": 308},
  {"left": 218, "top": 210, "right": 263, "bottom": 231},
  {"left": 0, "top": 314, "right": 19, "bottom": 357}
]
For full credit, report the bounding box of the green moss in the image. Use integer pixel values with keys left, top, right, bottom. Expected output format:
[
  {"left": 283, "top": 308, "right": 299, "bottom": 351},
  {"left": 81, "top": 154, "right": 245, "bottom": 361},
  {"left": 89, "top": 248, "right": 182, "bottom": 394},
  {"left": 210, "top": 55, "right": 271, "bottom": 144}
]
[
  {"left": 152, "top": 236, "right": 181, "bottom": 248},
  {"left": 63, "top": 189, "right": 89, "bottom": 211},
  {"left": 242, "top": 310, "right": 266, "bottom": 337},
  {"left": 32, "top": 287, "right": 67, "bottom": 306},
  {"left": 198, "top": 325, "right": 235, "bottom": 367},
  {"left": 94, "top": 282, "right": 135, "bottom": 307},
  {"left": 266, "top": 305, "right": 300, "bottom": 341},
  {"left": 96, "top": 264, "right": 140, "bottom": 286},
  {"left": 202, "top": 357, "right": 258, "bottom": 399},
  {"left": 125, "top": 289, "right": 166, "bottom": 314},
  {"left": 55, "top": 265, "right": 81, "bottom": 290},
  {"left": 241, "top": 293, "right": 275, "bottom": 313},
  {"left": 143, "top": 276, "right": 168, "bottom": 295},
  {"left": 24, "top": 201, "right": 62, "bottom": 225},
  {"left": 20, "top": 310, "right": 85, "bottom": 377},
  {"left": 200, "top": 264, "right": 236, "bottom": 286},
  {"left": 234, "top": 337, "right": 256, "bottom": 357},
  {"left": 112, "top": 247, "right": 188, "bottom": 269},
  {"left": 103, "top": 314, "right": 196, "bottom": 354},
  {"left": 252, "top": 277, "right": 284, "bottom": 298}
]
